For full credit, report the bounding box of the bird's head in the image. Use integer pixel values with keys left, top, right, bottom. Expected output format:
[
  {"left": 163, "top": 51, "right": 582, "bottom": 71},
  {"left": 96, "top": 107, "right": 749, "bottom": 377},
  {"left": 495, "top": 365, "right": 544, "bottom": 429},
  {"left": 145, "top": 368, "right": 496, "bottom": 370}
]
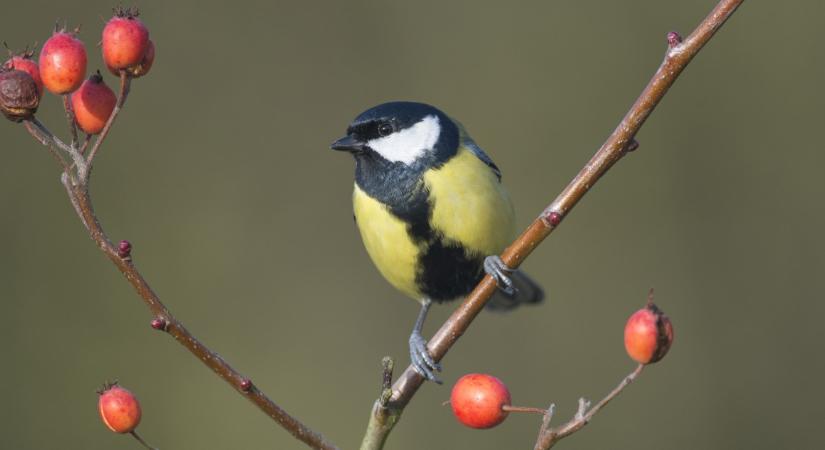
[{"left": 331, "top": 101, "right": 458, "bottom": 166}]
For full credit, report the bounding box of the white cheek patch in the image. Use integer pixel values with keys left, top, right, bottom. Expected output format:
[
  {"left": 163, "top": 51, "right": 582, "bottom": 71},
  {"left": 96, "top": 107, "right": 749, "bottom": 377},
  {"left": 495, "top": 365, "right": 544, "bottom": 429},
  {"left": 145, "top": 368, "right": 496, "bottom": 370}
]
[{"left": 367, "top": 115, "right": 441, "bottom": 165}]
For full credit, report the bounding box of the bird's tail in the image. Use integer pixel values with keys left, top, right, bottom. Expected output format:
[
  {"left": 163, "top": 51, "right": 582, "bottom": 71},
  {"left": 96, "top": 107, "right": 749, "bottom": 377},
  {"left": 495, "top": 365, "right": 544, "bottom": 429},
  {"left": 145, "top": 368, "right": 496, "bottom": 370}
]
[{"left": 485, "top": 270, "right": 545, "bottom": 312}]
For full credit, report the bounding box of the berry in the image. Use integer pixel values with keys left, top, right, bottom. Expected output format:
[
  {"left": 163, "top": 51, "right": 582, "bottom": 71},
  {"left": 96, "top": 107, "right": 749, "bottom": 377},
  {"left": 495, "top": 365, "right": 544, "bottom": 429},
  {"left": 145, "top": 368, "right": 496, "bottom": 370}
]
[
  {"left": 450, "top": 373, "right": 511, "bottom": 429},
  {"left": 0, "top": 68, "right": 40, "bottom": 122},
  {"left": 108, "top": 39, "right": 155, "bottom": 78},
  {"left": 71, "top": 72, "right": 116, "bottom": 135},
  {"left": 3, "top": 50, "right": 43, "bottom": 97},
  {"left": 39, "top": 29, "right": 87, "bottom": 95},
  {"left": 98, "top": 383, "right": 142, "bottom": 434},
  {"left": 102, "top": 8, "right": 150, "bottom": 72},
  {"left": 624, "top": 299, "right": 674, "bottom": 364}
]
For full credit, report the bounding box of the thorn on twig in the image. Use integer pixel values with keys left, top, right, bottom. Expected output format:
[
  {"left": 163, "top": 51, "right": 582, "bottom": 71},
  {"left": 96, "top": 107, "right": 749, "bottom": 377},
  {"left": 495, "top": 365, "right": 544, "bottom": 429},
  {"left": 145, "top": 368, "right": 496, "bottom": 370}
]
[
  {"left": 118, "top": 240, "right": 132, "bottom": 260},
  {"left": 150, "top": 317, "right": 167, "bottom": 331},
  {"left": 240, "top": 378, "right": 253, "bottom": 392},
  {"left": 667, "top": 31, "right": 683, "bottom": 48}
]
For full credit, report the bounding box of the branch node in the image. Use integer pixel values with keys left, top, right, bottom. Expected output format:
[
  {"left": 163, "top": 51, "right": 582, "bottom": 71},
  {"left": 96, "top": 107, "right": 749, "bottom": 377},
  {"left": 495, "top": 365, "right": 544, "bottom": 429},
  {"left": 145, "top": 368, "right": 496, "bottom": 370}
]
[
  {"left": 574, "top": 398, "right": 591, "bottom": 421},
  {"left": 149, "top": 317, "right": 167, "bottom": 331},
  {"left": 625, "top": 139, "right": 640, "bottom": 153},
  {"left": 118, "top": 239, "right": 133, "bottom": 260},
  {"left": 240, "top": 378, "right": 254, "bottom": 392},
  {"left": 541, "top": 210, "right": 563, "bottom": 227},
  {"left": 667, "top": 31, "right": 683, "bottom": 48}
]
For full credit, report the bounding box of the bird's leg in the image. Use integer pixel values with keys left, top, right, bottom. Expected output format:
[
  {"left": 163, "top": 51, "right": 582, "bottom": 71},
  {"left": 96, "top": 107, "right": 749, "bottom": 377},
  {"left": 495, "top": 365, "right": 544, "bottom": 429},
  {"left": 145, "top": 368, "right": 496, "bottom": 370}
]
[
  {"left": 484, "top": 255, "right": 516, "bottom": 296},
  {"left": 409, "top": 298, "right": 442, "bottom": 384}
]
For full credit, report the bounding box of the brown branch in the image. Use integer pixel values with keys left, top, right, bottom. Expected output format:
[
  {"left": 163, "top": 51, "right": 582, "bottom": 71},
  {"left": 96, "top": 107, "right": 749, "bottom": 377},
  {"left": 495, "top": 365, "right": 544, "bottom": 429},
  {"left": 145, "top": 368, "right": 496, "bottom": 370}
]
[
  {"left": 360, "top": 0, "right": 744, "bottom": 447},
  {"left": 534, "top": 364, "right": 645, "bottom": 449},
  {"left": 33, "top": 72, "right": 340, "bottom": 449},
  {"left": 60, "top": 174, "right": 338, "bottom": 450}
]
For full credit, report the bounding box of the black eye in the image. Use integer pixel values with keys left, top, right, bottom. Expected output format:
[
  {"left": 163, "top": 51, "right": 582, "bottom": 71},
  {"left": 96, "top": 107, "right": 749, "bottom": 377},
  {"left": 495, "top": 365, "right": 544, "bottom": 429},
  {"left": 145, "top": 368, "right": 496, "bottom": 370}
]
[{"left": 377, "top": 122, "right": 393, "bottom": 137}]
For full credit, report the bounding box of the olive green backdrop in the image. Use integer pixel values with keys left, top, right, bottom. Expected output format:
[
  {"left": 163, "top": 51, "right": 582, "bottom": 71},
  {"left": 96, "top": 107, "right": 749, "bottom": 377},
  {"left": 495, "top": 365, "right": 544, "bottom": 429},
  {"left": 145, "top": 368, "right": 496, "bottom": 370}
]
[{"left": 1, "top": 1, "right": 823, "bottom": 449}]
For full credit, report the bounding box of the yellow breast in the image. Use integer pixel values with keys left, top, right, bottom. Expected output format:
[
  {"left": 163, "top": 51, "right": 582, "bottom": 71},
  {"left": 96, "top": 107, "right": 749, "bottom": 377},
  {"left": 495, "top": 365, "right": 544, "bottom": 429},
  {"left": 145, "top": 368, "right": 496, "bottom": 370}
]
[
  {"left": 423, "top": 146, "right": 515, "bottom": 257},
  {"left": 353, "top": 183, "right": 423, "bottom": 299}
]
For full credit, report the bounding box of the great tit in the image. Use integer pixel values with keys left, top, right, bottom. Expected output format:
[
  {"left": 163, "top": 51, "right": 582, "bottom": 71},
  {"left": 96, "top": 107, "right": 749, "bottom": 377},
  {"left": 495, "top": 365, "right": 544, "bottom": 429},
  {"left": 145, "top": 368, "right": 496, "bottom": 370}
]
[{"left": 332, "top": 101, "right": 543, "bottom": 382}]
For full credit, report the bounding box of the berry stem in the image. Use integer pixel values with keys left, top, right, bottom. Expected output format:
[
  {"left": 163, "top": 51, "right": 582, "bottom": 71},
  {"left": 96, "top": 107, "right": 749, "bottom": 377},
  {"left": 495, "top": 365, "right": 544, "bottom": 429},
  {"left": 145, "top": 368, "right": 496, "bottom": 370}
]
[
  {"left": 62, "top": 94, "right": 79, "bottom": 148},
  {"left": 501, "top": 405, "right": 548, "bottom": 415},
  {"left": 84, "top": 70, "right": 131, "bottom": 178},
  {"left": 79, "top": 133, "right": 92, "bottom": 155},
  {"left": 129, "top": 431, "right": 158, "bottom": 450}
]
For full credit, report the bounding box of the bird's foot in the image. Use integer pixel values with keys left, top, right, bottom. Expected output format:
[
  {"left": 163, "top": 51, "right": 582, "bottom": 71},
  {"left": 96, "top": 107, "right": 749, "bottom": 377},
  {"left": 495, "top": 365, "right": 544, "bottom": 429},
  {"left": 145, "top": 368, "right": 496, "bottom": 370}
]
[
  {"left": 409, "top": 330, "right": 442, "bottom": 384},
  {"left": 484, "top": 255, "right": 517, "bottom": 296}
]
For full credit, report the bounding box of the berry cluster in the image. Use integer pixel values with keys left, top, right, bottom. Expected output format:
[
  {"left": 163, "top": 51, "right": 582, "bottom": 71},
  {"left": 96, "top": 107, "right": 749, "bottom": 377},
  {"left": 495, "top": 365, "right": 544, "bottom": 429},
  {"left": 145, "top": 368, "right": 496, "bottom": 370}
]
[{"left": 1, "top": 6, "right": 154, "bottom": 131}]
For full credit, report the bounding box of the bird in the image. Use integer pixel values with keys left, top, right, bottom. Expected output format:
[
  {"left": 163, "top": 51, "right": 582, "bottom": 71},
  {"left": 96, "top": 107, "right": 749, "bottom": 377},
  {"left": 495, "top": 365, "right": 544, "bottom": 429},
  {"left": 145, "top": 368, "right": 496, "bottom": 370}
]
[{"left": 331, "top": 101, "right": 543, "bottom": 383}]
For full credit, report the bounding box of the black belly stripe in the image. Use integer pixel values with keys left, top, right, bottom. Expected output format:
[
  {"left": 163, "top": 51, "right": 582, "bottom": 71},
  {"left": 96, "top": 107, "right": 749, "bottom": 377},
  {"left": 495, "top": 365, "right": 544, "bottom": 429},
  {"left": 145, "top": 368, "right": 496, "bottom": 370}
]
[{"left": 417, "top": 239, "right": 484, "bottom": 302}]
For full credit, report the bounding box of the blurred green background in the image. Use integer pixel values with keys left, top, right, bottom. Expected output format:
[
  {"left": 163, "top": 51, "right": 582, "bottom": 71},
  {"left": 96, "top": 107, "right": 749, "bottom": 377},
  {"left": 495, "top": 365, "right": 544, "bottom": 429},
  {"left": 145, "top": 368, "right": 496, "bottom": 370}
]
[{"left": 1, "top": 1, "right": 823, "bottom": 449}]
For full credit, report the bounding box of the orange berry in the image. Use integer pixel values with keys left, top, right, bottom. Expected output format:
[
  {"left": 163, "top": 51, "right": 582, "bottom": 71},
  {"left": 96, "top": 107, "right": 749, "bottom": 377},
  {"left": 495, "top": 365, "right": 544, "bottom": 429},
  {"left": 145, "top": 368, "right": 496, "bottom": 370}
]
[
  {"left": 39, "top": 30, "right": 87, "bottom": 95},
  {"left": 624, "top": 301, "right": 674, "bottom": 364},
  {"left": 450, "top": 373, "right": 511, "bottom": 429},
  {"left": 98, "top": 383, "right": 142, "bottom": 434},
  {"left": 71, "top": 72, "right": 116, "bottom": 134}
]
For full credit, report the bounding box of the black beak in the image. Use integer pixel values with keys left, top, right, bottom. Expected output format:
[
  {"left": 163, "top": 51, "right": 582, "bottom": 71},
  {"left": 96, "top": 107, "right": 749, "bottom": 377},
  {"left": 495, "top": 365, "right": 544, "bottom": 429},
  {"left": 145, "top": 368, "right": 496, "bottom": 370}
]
[{"left": 331, "top": 135, "right": 366, "bottom": 153}]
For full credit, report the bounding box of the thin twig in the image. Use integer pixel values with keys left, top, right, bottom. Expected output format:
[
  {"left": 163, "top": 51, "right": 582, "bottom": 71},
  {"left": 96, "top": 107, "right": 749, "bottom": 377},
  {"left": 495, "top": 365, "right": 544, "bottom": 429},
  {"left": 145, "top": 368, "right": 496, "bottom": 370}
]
[
  {"left": 84, "top": 71, "right": 131, "bottom": 177},
  {"left": 79, "top": 133, "right": 92, "bottom": 155},
  {"left": 534, "top": 364, "right": 645, "bottom": 449},
  {"left": 23, "top": 119, "right": 70, "bottom": 173},
  {"left": 62, "top": 94, "right": 78, "bottom": 148},
  {"left": 359, "top": 0, "right": 744, "bottom": 448}
]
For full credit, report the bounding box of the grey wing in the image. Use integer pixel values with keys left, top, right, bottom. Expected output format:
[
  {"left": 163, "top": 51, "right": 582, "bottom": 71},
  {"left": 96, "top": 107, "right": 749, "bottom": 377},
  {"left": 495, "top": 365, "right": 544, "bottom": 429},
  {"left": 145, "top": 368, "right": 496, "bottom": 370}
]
[{"left": 464, "top": 138, "right": 502, "bottom": 181}]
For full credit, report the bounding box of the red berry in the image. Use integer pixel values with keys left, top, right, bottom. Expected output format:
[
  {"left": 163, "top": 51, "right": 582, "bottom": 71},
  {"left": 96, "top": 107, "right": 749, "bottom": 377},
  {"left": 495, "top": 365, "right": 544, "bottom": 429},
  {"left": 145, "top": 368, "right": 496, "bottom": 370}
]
[
  {"left": 71, "top": 72, "right": 116, "bottom": 135},
  {"left": 102, "top": 8, "right": 150, "bottom": 71},
  {"left": 39, "top": 30, "right": 87, "bottom": 95},
  {"left": 98, "top": 383, "right": 142, "bottom": 434},
  {"left": 3, "top": 52, "right": 43, "bottom": 97},
  {"left": 624, "top": 301, "right": 674, "bottom": 364},
  {"left": 450, "top": 373, "right": 511, "bottom": 429}
]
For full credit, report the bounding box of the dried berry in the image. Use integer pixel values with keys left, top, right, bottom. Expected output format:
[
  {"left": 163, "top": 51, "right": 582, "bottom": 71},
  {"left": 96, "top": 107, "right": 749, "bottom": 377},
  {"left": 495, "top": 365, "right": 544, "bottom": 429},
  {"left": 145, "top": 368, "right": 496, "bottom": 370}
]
[
  {"left": 0, "top": 68, "right": 40, "bottom": 122},
  {"left": 71, "top": 72, "right": 116, "bottom": 135},
  {"left": 450, "top": 373, "right": 511, "bottom": 429},
  {"left": 97, "top": 382, "right": 142, "bottom": 434},
  {"left": 624, "top": 298, "right": 674, "bottom": 364},
  {"left": 39, "top": 29, "right": 87, "bottom": 95},
  {"left": 3, "top": 49, "right": 43, "bottom": 97},
  {"left": 102, "top": 7, "right": 150, "bottom": 72}
]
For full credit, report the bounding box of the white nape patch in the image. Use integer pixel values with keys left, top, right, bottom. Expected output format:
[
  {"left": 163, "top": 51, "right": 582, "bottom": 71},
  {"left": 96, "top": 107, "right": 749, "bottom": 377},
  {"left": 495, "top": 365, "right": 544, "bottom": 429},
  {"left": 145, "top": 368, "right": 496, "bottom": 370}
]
[{"left": 367, "top": 115, "right": 441, "bottom": 165}]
